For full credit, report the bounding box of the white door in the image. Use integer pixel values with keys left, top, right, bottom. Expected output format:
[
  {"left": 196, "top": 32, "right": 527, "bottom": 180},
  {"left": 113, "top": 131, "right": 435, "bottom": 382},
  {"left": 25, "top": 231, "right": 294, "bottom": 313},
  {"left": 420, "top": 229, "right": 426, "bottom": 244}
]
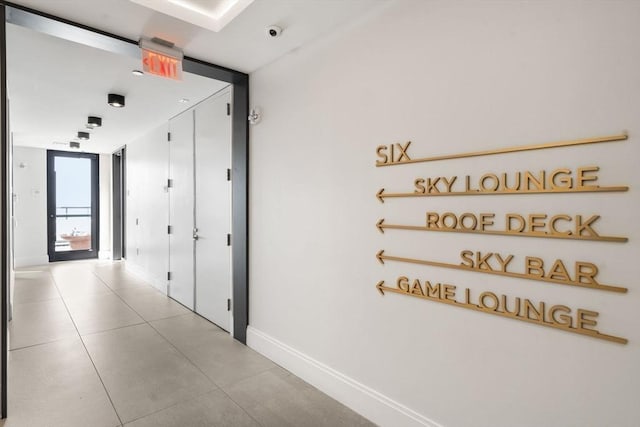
[
  {"left": 168, "top": 109, "right": 195, "bottom": 309},
  {"left": 194, "top": 89, "right": 232, "bottom": 331}
]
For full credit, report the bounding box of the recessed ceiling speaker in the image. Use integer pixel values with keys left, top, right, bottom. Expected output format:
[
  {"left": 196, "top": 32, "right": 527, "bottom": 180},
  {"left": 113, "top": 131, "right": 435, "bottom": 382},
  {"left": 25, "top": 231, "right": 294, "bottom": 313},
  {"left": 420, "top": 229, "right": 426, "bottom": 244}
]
[
  {"left": 108, "top": 93, "right": 125, "bottom": 108},
  {"left": 70, "top": 141, "right": 80, "bottom": 149},
  {"left": 87, "top": 116, "right": 102, "bottom": 128},
  {"left": 77, "top": 131, "right": 90, "bottom": 140}
]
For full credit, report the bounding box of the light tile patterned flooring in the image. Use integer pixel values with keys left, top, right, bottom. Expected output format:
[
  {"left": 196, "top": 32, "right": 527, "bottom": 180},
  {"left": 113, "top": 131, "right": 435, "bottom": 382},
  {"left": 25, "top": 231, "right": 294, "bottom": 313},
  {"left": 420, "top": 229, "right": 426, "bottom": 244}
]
[{"left": 4, "top": 260, "right": 374, "bottom": 427}]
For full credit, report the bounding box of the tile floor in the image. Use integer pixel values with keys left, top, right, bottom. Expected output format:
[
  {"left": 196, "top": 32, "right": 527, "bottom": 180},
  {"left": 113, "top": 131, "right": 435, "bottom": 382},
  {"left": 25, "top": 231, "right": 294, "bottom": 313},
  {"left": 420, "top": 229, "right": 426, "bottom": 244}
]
[{"left": 4, "top": 260, "right": 374, "bottom": 427}]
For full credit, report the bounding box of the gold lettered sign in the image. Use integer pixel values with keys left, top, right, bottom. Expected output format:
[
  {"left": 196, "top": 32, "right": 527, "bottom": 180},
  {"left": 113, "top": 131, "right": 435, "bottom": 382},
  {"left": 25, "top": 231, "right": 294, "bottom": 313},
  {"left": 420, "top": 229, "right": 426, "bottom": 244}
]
[
  {"left": 375, "top": 132, "right": 630, "bottom": 344},
  {"left": 377, "top": 166, "right": 628, "bottom": 201},
  {"left": 376, "top": 277, "right": 627, "bottom": 344},
  {"left": 376, "top": 250, "right": 626, "bottom": 293}
]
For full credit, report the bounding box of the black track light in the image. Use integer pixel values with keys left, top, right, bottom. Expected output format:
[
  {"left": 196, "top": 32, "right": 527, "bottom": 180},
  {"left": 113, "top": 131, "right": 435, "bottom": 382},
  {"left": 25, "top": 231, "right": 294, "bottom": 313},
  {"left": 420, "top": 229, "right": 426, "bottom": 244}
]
[
  {"left": 108, "top": 93, "right": 125, "bottom": 108},
  {"left": 70, "top": 141, "right": 80, "bottom": 149},
  {"left": 77, "top": 131, "right": 90, "bottom": 140},
  {"left": 87, "top": 116, "right": 102, "bottom": 128}
]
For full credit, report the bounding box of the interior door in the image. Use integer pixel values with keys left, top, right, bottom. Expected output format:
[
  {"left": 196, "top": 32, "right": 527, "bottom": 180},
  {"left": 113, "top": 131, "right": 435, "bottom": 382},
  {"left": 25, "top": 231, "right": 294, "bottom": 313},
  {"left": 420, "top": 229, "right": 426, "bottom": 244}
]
[
  {"left": 47, "top": 150, "right": 99, "bottom": 262},
  {"left": 168, "top": 110, "right": 195, "bottom": 309},
  {"left": 194, "top": 89, "right": 232, "bottom": 331}
]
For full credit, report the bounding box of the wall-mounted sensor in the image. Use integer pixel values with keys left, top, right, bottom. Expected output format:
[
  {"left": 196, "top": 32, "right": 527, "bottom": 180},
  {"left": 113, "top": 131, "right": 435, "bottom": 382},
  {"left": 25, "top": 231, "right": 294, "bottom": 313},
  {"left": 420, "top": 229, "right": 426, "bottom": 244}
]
[
  {"left": 266, "top": 25, "right": 282, "bottom": 38},
  {"left": 248, "top": 107, "right": 262, "bottom": 125}
]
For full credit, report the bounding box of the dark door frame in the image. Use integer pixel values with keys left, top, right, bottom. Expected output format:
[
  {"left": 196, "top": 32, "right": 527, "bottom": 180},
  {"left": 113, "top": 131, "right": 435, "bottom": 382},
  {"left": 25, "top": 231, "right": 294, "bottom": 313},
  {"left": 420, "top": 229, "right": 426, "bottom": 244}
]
[
  {"left": 0, "top": 3, "right": 7, "bottom": 419},
  {"left": 112, "top": 146, "right": 126, "bottom": 261},
  {"left": 0, "top": 1, "right": 250, "bottom": 419},
  {"left": 46, "top": 150, "right": 100, "bottom": 262}
]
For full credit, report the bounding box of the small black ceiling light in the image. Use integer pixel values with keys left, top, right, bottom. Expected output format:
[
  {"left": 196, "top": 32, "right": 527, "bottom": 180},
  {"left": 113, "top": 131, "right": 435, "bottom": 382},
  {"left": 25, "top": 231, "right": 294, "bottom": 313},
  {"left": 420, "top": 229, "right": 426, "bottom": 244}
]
[
  {"left": 108, "top": 93, "right": 125, "bottom": 108},
  {"left": 77, "top": 131, "right": 90, "bottom": 140},
  {"left": 87, "top": 116, "right": 102, "bottom": 128},
  {"left": 70, "top": 141, "right": 80, "bottom": 149}
]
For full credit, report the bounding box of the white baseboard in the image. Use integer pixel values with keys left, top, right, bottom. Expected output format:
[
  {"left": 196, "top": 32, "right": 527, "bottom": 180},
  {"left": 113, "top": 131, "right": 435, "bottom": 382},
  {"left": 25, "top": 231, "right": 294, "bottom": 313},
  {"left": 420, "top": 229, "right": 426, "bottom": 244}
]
[
  {"left": 124, "top": 261, "right": 167, "bottom": 295},
  {"left": 14, "top": 255, "right": 49, "bottom": 268},
  {"left": 246, "top": 326, "right": 442, "bottom": 427},
  {"left": 98, "top": 250, "right": 112, "bottom": 260}
]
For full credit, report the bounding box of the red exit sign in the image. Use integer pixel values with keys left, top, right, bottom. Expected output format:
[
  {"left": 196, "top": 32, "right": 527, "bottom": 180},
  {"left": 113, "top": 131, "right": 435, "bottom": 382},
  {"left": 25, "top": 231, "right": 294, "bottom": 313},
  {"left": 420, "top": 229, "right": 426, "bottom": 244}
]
[{"left": 142, "top": 49, "right": 182, "bottom": 81}]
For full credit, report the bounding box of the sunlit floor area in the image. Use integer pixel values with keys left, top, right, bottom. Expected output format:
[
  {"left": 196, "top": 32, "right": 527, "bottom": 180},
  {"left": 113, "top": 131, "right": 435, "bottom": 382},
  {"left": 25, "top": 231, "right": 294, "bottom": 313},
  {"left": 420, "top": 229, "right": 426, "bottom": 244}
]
[{"left": 5, "top": 260, "right": 373, "bottom": 427}]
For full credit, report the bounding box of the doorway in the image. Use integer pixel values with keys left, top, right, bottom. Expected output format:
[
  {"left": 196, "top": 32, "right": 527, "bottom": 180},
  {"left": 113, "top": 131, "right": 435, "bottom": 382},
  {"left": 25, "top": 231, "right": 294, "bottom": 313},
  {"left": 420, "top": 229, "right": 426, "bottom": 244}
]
[
  {"left": 1, "top": 3, "right": 250, "bottom": 419},
  {"left": 169, "top": 89, "right": 233, "bottom": 332},
  {"left": 46, "top": 150, "right": 99, "bottom": 262}
]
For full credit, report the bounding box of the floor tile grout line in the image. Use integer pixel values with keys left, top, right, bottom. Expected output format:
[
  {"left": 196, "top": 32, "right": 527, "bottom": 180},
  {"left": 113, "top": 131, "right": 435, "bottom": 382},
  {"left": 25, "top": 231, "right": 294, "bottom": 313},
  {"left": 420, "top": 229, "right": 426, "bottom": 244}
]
[
  {"left": 121, "top": 388, "right": 220, "bottom": 425},
  {"left": 10, "top": 269, "right": 74, "bottom": 351},
  {"left": 90, "top": 269, "right": 188, "bottom": 326},
  {"left": 145, "top": 320, "right": 220, "bottom": 383},
  {"left": 119, "top": 270, "right": 271, "bottom": 421},
  {"left": 90, "top": 266, "right": 252, "bottom": 425},
  {"left": 9, "top": 336, "right": 76, "bottom": 352},
  {"left": 51, "top": 262, "right": 267, "bottom": 427},
  {"left": 78, "top": 320, "right": 149, "bottom": 338},
  {"left": 101, "top": 267, "right": 274, "bottom": 426},
  {"left": 48, "top": 267, "right": 125, "bottom": 427},
  {"left": 214, "top": 368, "right": 287, "bottom": 427},
  {"left": 144, "top": 319, "right": 268, "bottom": 427},
  {"left": 89, "top": 267, "right": 263, "bottom": 426},
  {"left": 13, "top": 264, "right": 357, "bottom": 426}
]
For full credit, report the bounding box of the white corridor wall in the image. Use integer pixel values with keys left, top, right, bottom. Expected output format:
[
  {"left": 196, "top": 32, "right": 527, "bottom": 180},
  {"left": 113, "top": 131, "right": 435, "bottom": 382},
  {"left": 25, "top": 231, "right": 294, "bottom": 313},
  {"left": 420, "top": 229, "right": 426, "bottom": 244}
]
[
  {"left": 124, "top": 123, "right": 169, "bottom": 292},
  {"left": 12, "top": 147, "right": 114, "bottom": 267},
  {"left": 247, "top": 1, "right": 640, "bottom": 427},
  {"left": 12, "top": 146, "right": 47, "bottom": 267}
]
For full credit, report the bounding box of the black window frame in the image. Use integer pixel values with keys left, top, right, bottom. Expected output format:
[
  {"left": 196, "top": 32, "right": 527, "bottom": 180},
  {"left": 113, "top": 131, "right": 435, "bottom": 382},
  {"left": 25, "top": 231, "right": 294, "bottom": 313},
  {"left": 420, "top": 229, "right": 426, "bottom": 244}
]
[{"left": 46, "top": 149, "right": 100, "bottom": 262}]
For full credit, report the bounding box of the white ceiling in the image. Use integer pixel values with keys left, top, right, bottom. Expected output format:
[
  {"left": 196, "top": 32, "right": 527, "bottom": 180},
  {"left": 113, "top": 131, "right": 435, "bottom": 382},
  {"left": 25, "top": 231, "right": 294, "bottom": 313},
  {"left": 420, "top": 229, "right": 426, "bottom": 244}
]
[
  {"left": 7, "top": 23, "right": 228, "bottom": 153},
  {"left": 8, "top": 0, "right": 386, "bottom": 73},
  {"left": 5, "top": 0, "right": 386, "bottom": 154}
]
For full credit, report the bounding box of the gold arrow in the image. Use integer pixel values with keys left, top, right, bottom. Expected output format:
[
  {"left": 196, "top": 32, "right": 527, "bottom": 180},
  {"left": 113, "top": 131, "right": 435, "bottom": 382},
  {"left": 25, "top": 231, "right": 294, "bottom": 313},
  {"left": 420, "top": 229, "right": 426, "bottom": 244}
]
[
  {"left": 375, "top": 186, "right": 628, "bottom": 202},
  {"left": 375, "top": 219, "right": 627, "bottom": 243},
  {"left": 376, "top": 133, "right": 628, "bottom": 167},
  {"left": 374, "top": 280, "right": 627, "bottom": 344},
  {"left": 376, "top": 219, "right": 425, "bottom": 234},
  {"left": 375, "top": 250, "right": 627, "bottom": 293}
]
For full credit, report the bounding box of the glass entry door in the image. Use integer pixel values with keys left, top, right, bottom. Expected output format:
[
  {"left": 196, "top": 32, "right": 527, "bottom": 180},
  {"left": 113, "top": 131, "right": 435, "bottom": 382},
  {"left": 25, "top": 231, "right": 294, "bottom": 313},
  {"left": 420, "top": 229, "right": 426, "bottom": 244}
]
[{"left": 47, "top": 150, "right": 99, "bottom": 262}]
